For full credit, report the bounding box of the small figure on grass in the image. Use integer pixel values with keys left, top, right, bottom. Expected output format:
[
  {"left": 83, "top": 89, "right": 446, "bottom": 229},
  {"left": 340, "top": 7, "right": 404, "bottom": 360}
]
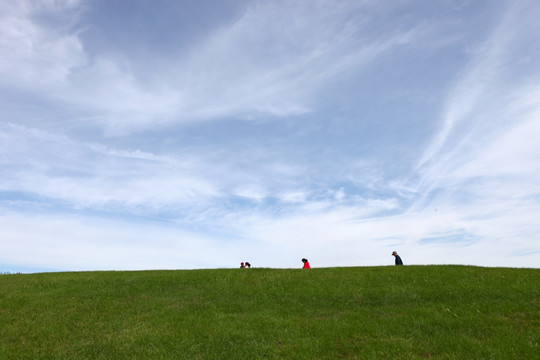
[
  {"left": 240, "top": 262, "right": 245, "bottom": 268},
  {"left": 301, "top": 258, "right": 311, "bottom": 269},
  {"left": 392, "top": 251, "right": 403, "bottom": 265},
  {"left": 245, "top": 262, "right": 251, "bottom": 268}
]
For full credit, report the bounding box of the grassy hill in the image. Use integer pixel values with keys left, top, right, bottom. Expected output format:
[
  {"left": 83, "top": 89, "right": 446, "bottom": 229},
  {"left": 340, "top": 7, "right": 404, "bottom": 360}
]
[{"left": 1, "top": 265, "right": 538, "bottom": 359}]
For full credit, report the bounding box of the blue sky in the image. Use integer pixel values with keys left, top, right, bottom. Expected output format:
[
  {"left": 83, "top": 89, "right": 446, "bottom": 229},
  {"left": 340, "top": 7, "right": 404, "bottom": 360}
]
[{"left": 1, "top": 0, "right": 539, "bottom": 272}]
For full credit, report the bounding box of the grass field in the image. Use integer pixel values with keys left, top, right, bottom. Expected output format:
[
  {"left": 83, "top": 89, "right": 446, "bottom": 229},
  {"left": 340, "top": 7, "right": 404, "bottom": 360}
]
[{"left": 1, "top": 265, "right": 538, "bottom": 359}]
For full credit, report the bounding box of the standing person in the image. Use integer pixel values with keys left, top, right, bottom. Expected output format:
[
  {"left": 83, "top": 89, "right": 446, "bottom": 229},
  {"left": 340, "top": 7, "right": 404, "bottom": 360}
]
[
  {"left": 240, "top": 262, "right": 245, "bottom": 268},
  {"left": 392, "top": 251, "right": 403, "bottom": 265},
  {"left": 301, "top": 258, "right": 311, "bottom": 269}
]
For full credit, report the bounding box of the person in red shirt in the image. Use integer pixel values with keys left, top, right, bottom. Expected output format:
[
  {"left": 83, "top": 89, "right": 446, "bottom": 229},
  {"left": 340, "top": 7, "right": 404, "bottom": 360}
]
[{"left": 301, "top": 258, "right": 311, "bottom": 269}]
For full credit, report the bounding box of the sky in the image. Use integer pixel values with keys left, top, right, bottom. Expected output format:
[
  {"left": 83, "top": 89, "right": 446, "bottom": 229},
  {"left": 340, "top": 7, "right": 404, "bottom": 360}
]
[{"left": 1, "top": 0, "right": 539, "bottom": 273}]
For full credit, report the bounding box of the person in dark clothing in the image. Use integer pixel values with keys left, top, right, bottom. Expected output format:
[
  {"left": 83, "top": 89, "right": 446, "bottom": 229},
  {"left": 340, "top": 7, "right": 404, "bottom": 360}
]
[{"left": 392, "top": 251, "right": 403, "bottom": 265}]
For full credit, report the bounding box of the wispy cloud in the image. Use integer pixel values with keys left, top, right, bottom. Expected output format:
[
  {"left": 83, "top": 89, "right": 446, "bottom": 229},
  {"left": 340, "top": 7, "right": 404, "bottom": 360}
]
[
  {"left": 0, "top": 122, "right": 220, "bottom": 212},
  {"left": 0, "top": 0, "right": 85, "bottom": 88},
  {"left": 2, "top": 0, "right": 423, "bottom": 134},
  {"left": 1, "top": 0, "right": 539, "bottom": 272},
  {"left": 394, "top": 1, "right": 540, "bottom": 267},
  {"left": 416, "top": 0, "right": 540, "bottom": 172}
]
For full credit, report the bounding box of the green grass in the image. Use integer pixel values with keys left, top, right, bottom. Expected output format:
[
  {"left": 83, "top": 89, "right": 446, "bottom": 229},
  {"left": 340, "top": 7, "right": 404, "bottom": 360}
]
[{"left": 1, "top": 266, "right": 538, "bottom": 359}]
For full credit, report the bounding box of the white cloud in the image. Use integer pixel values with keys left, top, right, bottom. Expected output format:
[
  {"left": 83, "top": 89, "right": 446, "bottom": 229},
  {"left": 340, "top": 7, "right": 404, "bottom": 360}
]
[
  {"left": 0, "top": 122, "right": 220, "bottom": 211},
  {"left": 278, "top": 191, "right": 308, "bottom": 204},
  {"left": 1, "top": 1, "right": 539, "bottom": 272},
  {"left": 162, "top": 0, "right": 420, "bottom": 125},
  {"left": 448, "top": 97, "right": 540, "bottom": 180},
  {"left": 0, "top": 0, "right": 85, "bottom": 88},
  {"left": 416, "top": 1, "right": 533, "bottom": 170},
  {"left": 233, "top": 185, "right": 267, "bottom": 202},
  {"left": 0, "top": 211, "right": 238, "bottom": 271},
  {"left": 4, "top": 195, "right": 537, "bottom": 272},
  {"left": 412, "top": 1, "right": 540, "bottom": 208},
  {"left": 1, "top": 0, "right": 424, "bottom": 134}
]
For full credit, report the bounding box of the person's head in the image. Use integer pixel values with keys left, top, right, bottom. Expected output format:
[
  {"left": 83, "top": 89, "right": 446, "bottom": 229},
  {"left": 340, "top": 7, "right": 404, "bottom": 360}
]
[
  {"left": 392, "top": 251, "right": 398, "bottom": 257},
  {"left": 302, "top": 258, "right": 308, "bottom": 263},
  {"left": 241, "top": 262, "right": 244, "bottom": 266}
]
